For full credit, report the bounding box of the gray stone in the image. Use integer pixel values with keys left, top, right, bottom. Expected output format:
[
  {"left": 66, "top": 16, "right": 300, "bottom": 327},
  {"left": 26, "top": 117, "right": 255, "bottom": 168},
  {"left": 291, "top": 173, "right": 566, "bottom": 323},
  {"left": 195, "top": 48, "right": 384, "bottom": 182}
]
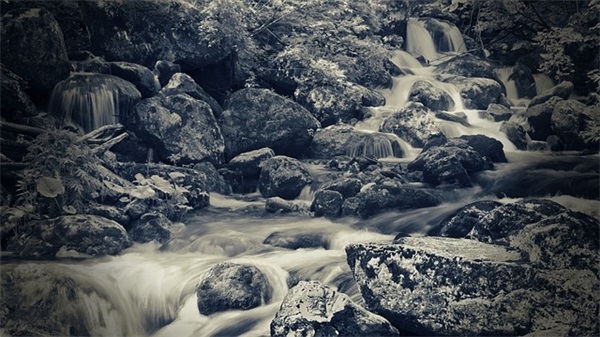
[
  {"left": 109, "top": 62, "right": 159, "bottom": 98},
  {"left": 128, "top": 212, "right": 183, "bottom": 244},
  {"left": 380, "top": 102, "right": 441, "bottom": 148},
  {"left": 258, "top": 156, "right": 312, "bottom": 200},
  {"left": 529, "top": 81, "right": 573, "bottom": 107},
  {"left": 311, "top": 190, "right": 343, "bottom": 218},
  {"left": 228, "top": 148, "right": 275, "bottom": 177},
  {"left": 160, "top": 73, "right": 222, "bottom": 117}
]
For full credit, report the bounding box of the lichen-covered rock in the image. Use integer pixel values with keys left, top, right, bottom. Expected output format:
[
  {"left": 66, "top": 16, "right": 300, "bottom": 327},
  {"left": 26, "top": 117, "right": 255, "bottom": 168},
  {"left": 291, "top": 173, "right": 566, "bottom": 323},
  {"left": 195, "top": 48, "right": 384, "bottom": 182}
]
[
  {"left": 444, "top": 76, "right": 506, "bottom": 110},
  {"left": 528, "top": 81, "right": 573, "bottom": 108},
  {"left": 524, "top": 96, "right": 563, "bottom": 141},
  {"left": 258, "top": 156, "right": 312, "bottom": 200},
  {"left": 480, "top": 103, "right": 513, "bottom": 122},
  {"left": 429, "top": 200, "right": 502, "bottom": 237},
  {"left": 1, "top": 8, "right": 70, "bottom": 99},
  {"left": 320, "top": 177, "right": 363, "bottom": 198},
  {"left": 455, "top": 134, "right": 507, "bottom": 163},
  {"left": 128, "top": 213, "right": 183, "bottom": 244},
  {"left": 1, "top": 67, "right": 37, "bottom": 121},
  {"left": 88, "top": 204, "right": 131, "bottom": 226},
  {"left": 264, "top": 232, "right": 328, "bottom": 250},
  {"left": 196, "top": 262, "right": 272, "bottom": 315},
  {"left": 354, "top": 184, "right": 440, "bottom": 218},
  {"left": 311, "top": 190, "right": 343, "bottom": 218},
  {"left": 130, "top": 93, "right": 225, "bottom": 164},
  {"left": 109, "top": 62, "right": 159, "bottom": 98},
  {"left": 7, "top": 215, "right": 132, "bottom": 257},
  {"left": 380, "top": 102, "right": 441, "bottom": 148},
  {"left": 346, "top": 236, "right": 599, "bottom": 336},
  {"left": 228, "top": 148, "right": 275, "bottom": 177},
  {"left": 550, "top": 99, "right": 593, "bottom": 150},
  {"left": 271, "top": 280, "right": 399, "bottom": 337},
  {"left": 218, "top": 88, "right": 320, "bottom": 159},
  {"left": 265, "top": 197, "right": 300, "bottom": 214},
  {"left": 500, "top": 121, "right": 528, "bottom": 150},
  {"left": 160, "top": 73, "right": 222, "bottom": 117},
  {"left": 409, "top": 80, "right": 454, "bottom": 111},
  {"left": 435, "top": 53, "right": 500, "bottom": 81},
  {"left": 154, "top": 60, "right": 181, "bottom": 87}
]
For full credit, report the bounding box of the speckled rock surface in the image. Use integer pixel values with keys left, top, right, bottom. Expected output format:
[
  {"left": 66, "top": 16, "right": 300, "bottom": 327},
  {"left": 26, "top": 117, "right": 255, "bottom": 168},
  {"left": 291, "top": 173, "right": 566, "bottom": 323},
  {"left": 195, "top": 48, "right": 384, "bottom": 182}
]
[
  {"left": 258, "top": 156, "right": 312, "bottom": 200},
  {"left": 270, "top": 280, "right": 399, "bottom": 337}
]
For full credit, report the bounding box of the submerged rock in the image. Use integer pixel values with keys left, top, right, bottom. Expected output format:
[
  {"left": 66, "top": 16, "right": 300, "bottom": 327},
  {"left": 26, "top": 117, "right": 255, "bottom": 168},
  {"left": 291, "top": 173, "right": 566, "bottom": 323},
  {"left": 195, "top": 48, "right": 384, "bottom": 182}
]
[
  {"left": 258, "top": 156, "right": 312, "bottom": 200},
  {"left": 271, "top": 280, "right": 399, "bottom": 337},
  {"left": 7, "top": 215, "right": 132, "bottom": 257},
  {"left": 380, "top": 102, "right": 441, "bottom": 148},
  {"left": 264, "top": 231, "right": 329, "bottom": 250},
  {"left": 265, "top": 197, "right": 300, "bottom": 214},
  {"left": 196, "top": 262, "right": 272, "bottom": 315}
]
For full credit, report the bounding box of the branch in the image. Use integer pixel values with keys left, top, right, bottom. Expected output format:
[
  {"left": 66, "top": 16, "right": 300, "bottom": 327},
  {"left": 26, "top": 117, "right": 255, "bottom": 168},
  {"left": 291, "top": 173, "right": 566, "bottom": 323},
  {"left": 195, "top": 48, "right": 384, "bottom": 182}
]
[
  {"left": 91, "top": 133, "right": 128, "bottom": 155},
  {"left": 80, "top": 124, "right": 125, "bottom": 144},
  {"left": 0, "top": 122, "right": 44, "bottom": 137}
]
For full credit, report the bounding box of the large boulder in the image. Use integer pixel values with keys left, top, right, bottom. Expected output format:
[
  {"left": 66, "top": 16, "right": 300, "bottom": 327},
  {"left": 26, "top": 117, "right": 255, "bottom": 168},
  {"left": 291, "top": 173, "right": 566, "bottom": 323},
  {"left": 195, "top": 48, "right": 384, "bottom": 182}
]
[
  {"left": 409, "top": 80, "right": 454, "bottom": 111},
  {"left": 310, "top": 190, "right": 343, "bottom": 218},
  {"left": 128, "top": 213, "right": 183, "bottom": 244},
  {"left": 129, "top": 93, "right": 225, "bottom": 164},
  {"left": 435, "top": 53, "right": 500, "bottom": 81},
  {"left": 346, "top": 234, "right": 599, "bottom": 336},
  {"left": 1, "top": 8, "right": 70, "bottom": 100},
  {"left": 228, "top": 148, "right": 275, "bottom": 177},
  {"left": 80, "top": 0, "right": 237, "bottom": 70},
  {"left": 354, "top": 183, "right": 440, "bottom": 218},
  {"left": 159, "top": 73, "right": 223, "bottom": 117},
  {"left": 109, "top": 62, "right": 160, "bottom": 98},
  {"left": 528, "top": 81, "right": 574, "bottom": 108},
  {"left": 444, "top": 76, "right": 506, "bottom": 110},
  {"left": 271, "top": 281, "right": 399, "bottom": 337},
  {"left": 380, "top": 102, "right": 442, "bottom": 148},
  {"left": 7, "top": 215, "right": 132, "bottom": 257},
  {"left": 258, "top": 156, "right": 312, "bottom": 200},
  {"left": 454, "top": 135, "right": 507, "bottom": 163},
  {"left": 523, "top": 96, "right": 563, "bottom": 141},
  {"left": 307, "top": 124, "right": 403, "bottom": 159},
  {"left": 550, "top": 99, "right": 594, "bottom": 150},
  {"left": 218, "top": 88, "right": 320, "bottom": 159},
  {"left": 49, "top": 73, "right": 141, "bottom": 132},
  {"left": 196, "top": 262, "right": 272, "bottom": 315},
  {"left": 1, "top": 67, "right": 37, "bottom": 121},
  {"left": 429, "top": 200, "right": 502, "bottom": 237}
]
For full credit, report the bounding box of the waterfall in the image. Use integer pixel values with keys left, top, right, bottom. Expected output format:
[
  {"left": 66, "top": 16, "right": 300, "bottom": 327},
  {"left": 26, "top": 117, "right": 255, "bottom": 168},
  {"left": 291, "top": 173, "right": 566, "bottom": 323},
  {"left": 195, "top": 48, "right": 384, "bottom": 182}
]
[
  {"left": 429, "top": 19, "right": 467, "bottom": 54},
  {"left": 405, "top": 18, "right": 438, "bottom": 62},
  {"left": 390, "top": 50, "right": 423, "bottom": 69},
  {"left": 495, "top": 67, "right": 519, "bottom": 101},
  {"left": 405, "top": 18, "right": 467, "bottom": 62},
  {"left": 346, "top": 131, "right": 404, "bottom": 159}
]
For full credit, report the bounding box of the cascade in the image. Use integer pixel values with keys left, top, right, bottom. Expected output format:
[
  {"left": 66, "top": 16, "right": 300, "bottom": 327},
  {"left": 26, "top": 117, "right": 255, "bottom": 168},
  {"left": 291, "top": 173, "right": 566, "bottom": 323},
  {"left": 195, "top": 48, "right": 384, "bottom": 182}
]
[
  {"left": 346, "top": 131, "right": 403, "bottom": 159},
  {"left": 405, "top": 18, "right": 439, "bottom": 62},
  {"left": 428, "top": 19, "right": 467, "bottom": 54},
  {"left": 404, "top": 18, "right": 467, "bottom": 62},
  {"left": 390, "top": 50, "right": 423, "bottom": 69},
  {"left": 495, "top": 67, "right": 519, "bottom": 102}
]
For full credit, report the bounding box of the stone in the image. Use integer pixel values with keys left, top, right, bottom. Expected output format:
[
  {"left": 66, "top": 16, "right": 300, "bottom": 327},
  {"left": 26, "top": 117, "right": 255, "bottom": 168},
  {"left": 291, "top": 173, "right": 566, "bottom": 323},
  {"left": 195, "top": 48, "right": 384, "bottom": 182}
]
[
  {"left": 320, "top": 177, "right": 363, "bottom": 198},
  {"left": 500, "top": 121, "right": 528, "bottom": 150},
  {"left": 154, "top": 60, "right": 181, "bottom": 87},
  {"left": 524, "top": 96, "right": 563, "bottom": 141},
  {"left": 1, "top": 67, "right": 37, "bottom": 121},
  {"left": 109, "top": 62, "right": 160, "bottom": 98},
  {"left": 528, "top": 81, "right": 574, "bottom": 108},
  {"left": 128, "top": 213, "right": 182, "bottom": 244},
  {"left": 265, "top": 197, "right": 300, "bottom": 214},
  {"left": 354, "top": 184, "right": 440, "bottom": 218},
  {"left": 196, "top": 262, "right": 272, "bottom": 315},
  {"left": 88, "top": 204, "right": 131, "bottom": 226},
  {"left": 264, "top": 232, "right": 328, "bottom": 250},
  {"left": 479, "top": 103, "right": 513, "bottom": 122},
  {"left": 409, "top": 80, "right": 454, "bottom": 111},
  {"left": 7, "top": 215, "right": 132, "bottom": 257},
  {"left": 192, "top": 162, "right": 231, "bottom": 195},
  {"left": 546, "top": 135, "right": 563, "bottom": 151},
  {"left": 1, "top": 8, "right": 70, "bottom": 100},
  {"left": 380, "top": 102, "right": 441, "bottom": 148},
  {"left": 434, "top": 111, "right": 469, "bottom": 126},
  {"left": 509, "top": 62, "right": 537, "bottom": 99},
  {"left": 130, "top": 93, "right": 225, "bottom": 164},
  {"left": 444, "top": 76, "right": 505, "bottom": 110},
  {"left": 435, "top": 53, "right": 500, "bottom": 82},
  {"left": 456, "top": 134, "right": 507, "bottom": 162},
  {"left": 258, "top": 156, "right": 312, "bottom": 200},
  {"left": 550, "top": 99, "right": 591, "bottom": 150},
  {"left": 341, "top": 197, "right": 361, "bottom": 217},
  {"left": 218, "top": 88, "right": 320, "bottom": 159},
  {"left": 311, "top": 190, "right": 343, "bottom": 218},
  {"left": 228, "top": 148, "right": 275, "bottom": 177},
  {"left": 160, "top": 73, "right": 223, "bottom": 117},
  {"left": 430, "top": 200, "right": 502, "bottom": 237},
  {"left": 271, "top": 280, "right": 399, "bottom": 337}
]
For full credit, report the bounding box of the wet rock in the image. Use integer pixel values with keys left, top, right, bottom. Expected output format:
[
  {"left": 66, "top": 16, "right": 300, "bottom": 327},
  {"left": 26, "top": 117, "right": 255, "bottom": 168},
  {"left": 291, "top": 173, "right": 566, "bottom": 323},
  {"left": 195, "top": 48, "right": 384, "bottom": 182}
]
[
  {"left": 529, "top": 81, "right": 573, "bottom": 108},
  {"left": 271, "top": 280, "right": 399, "bottom": 337},
  {"left": 196, "top": 262, "right": 272, "bottom": 315},
  {"left": 258, "top": 156, "right": 312, "bottom": 200},
  {"left": 430, "top": 200, "right": 502, "bottom": 237},
  {"left": 546, "top": 135, "right": 564, "bottom": 151},
  {"left": 265, "top": 197, "right": 300, "bottom": 214},
  {"left": 1, "top": 67, "right": 37, "bottom": 121},
  {"left": 341, "top": 197, "right": 361, "bottom": 217},
  {"left": 435, "top": 53, "right": 500, "bottom": 81},
  {"left": 320, "top": 177, "right": 363, "bottom": 198},
  {"left": 308, "top": 124, "right": 402, "bottom": 159},
  {"left": 70, "top": 51, "right": 111, "bottom": 74},
  {"left": 500, "top": 121, "right": 528, "bottom": 150},
  {"left": 49, "top": 73, "right": 141, "bottom": 133},
  {"left": 88, "top": 204, "right": 131, "bottom": 226},
  {"left": 380, "top": 102, "right": 441, "bottom": 148},
  {"left": 409, "top": 80, "right": 454, "bottom": 111},
  {"left": 128, "top": 212, "right": 182, "bottom": 244},
  {"left": 354, "top": 184, "right": 440, "bottom": 218},
  {"left": 192, "top": 162, "right": 231, "bottom": 195},
  {"left": 524, "top": 96, "right": 563, "bottom": 141},
  {"left": 130, "top": 93, "right": 225, "bottom": 164},
  {"left": 434, "top": 111, "right": 469, "bottom": 126},
  {"left": 109, "top": 62, "right": 159, "bottom": 98},
  {"left": 550, "top": 99, "right": 592, "bottom": 150},
  {"left": 218, "top": 88, "right": 320, "bottom": 159},
  {"left": 479, "top": 103, "right": 513, "bottom": 122},
  {"left": 124, "top": 199, "right": 149, "bottom": 220},
  {"left": 509, "top": 63, "right": 537, "bottom": 99},
  {"left": 80, "top": 1, "right": 236, "bottom": 70},
  {"left": 154, "top": 60, "right": 181, "bottom": 87},
  {"left": 346, "top": 236, "right": 599, "bottom": 336},
  {"left": 444, "top": 76, "right": 505, "bottom": 110},
  {"left": 228, "top": 148, "right": 275, "bottom": 177},
  {"left": 160, "top": 73, "right": 222, "bottom": 117},
  {"left": 456, "top": 134, "right": 507, "bottom": 163},
  {"left": 7, "top": 215, "right": 132, "bottom": 257},
  {"left": 264, "top": 232, "right": 328, "bottom": 250},
  {"left": 311, "top": 190, "right": 343, "bottom": 218},
  {"left": 1, "top": 8, "right": 70, "bottom": 100}
]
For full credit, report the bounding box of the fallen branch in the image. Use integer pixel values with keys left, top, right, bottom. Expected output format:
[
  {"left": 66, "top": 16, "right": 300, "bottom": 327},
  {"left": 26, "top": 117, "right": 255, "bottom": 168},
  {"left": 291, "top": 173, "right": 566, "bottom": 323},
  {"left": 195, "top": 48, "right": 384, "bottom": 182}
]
[
  {"left": 0, "top": 122, "right": 44, "bottom": 137},
  {"left": 80, "top": 124, "right": 125, "bottom": 144},
  {"left": 91, "top": 133, "right": 128, "bottom": 155}
]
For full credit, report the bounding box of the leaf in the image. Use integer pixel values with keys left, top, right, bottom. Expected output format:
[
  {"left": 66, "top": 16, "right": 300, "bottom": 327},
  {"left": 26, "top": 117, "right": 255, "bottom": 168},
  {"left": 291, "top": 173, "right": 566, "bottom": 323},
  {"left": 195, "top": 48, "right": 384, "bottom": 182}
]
[
  {"left": 129, "top": 185, "right": 155, "bottom": 199},
  {"left": 62, "top": 205, "right": 77, "bottom": 214},
  {"left": 150, "top": 175, "right": 175, "bottom": 194},
  {"left": 168, "top": 172, "right": 186, "bottom": 180},
  {"left": 134, "top": 173, "right": 146, "bottom": 184},
  {"left": 119, "top": 196, "right": 131, "bottom": 203},
  {"left": 36, "top": 177, "right": 65, "bottom": 198},
  {"left": 104, "top": 180, "right": 126, "bottom": 194}
]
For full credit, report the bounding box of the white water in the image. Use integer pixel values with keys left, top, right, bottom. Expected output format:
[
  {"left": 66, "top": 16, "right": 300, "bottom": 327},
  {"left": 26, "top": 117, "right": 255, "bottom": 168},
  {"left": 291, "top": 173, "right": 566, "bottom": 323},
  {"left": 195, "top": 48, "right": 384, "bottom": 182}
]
[{"left": 404, "top": 17, "right": 467, "bottom": 63}]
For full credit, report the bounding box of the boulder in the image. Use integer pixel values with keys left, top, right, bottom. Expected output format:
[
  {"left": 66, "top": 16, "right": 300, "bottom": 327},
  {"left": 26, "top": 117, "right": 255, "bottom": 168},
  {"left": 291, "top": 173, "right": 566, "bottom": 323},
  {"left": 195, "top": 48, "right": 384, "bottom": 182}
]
[
  {"left": 435, "top": 53, "right": 500, "bottom": 82},
  {"left": 320, "top": 177, "right": 363, "bottom": 198},
  {"left": 154, "top": 60, "right": 181, "bottom": 87},
  {"left": 341, "top": 197, "right": 361, "bottom": 217},
  {"left": 128, "top": 213, "right": 183, "bottom": 244},
  {"left": 264, "top": 232, "right": 328, "bottom": 250},
  {"left": 265, "top": 197, "right": 300, "bottom": 214},
  {"left": 109, "top": 62, "right": 160, "bottom": 98},
  {"left": 1, "top": 67, "right": 37, "bottom": 121},
  {"left": 129, "top": 93, "right": 225, "bottom": 164},
  {"left": 218, "top": 88, "right": 320, "bottom": 159},
  {"left": 444, "top": 76, "right": 506, "bottom": 110},
  {"left": 380, "top": 102, "right": 441, "bottom": 148},
  {"left": 70, "top": 52, "right": 111, "bottom": 74},
  {"left": 479, "top": 103, "right": 513, "bottom": 122},
  {"left": 509, "top": 63, "right": 537, "bottom": 99},
  {"left": 1, "top": 8, "right": 70, "bottom": 100},
  {"left": 160, "top": 73, "right": 223, "bottom": 117},
  {"left": 354, "top": 184, "right": 440, "bottom": 218},
  {"left": 80, "top": 0, "right": 236, "bottom": 70},
  {"left": 196, "top": 262, "right": 272, "bottom": 315},
  {"left": 87, "top": 204, "right": 131, "bottom": 226},
  {"left": 429, "top": 200, "right": 502, "bottom": 237},
  {"left": 346, "top": 236, "right": 599, "bottom": 336},
  {"left": 434, "top": 111, "right": 469, "bottom": 126},
  {"left": 271, "top": 281, "right": 399, "bottom": 337},
  {"left": 455, "top": 134, "right": 507, "bottom": 162},
  {"left": 550, "top": 99, "right": 591, "bottom": 150},
  {"left": 409, "top": 80, "right": 454, "bottom": 111},
  {"left": 258, "top": 156, "right": 312, "bottom": 200},
  {"left": 528, "top": 81, "right": 574, "bottom": 108},
  {"left": 192, "top": 162, "right": 231, "bottom": 195},
  {"left": 500, "top": 121, "right": 528, "bottom": 150},
  {"left": 308, "top": 124, "right": 403, "bottom": 159},
  {"left": 228, "top": 148, "right": 275, "bottom": 177},
  {"left": 524, "top": 96, "right": 563, "bottom": 141},
  {"left": 49, "top": 73, "right": 141, "bottom": 133},
  {"left": 310, "top": 190, "right": 343, "bottom": 218},
  {"left": 7, "top": 215, "right": 132, "bottom": 257}
]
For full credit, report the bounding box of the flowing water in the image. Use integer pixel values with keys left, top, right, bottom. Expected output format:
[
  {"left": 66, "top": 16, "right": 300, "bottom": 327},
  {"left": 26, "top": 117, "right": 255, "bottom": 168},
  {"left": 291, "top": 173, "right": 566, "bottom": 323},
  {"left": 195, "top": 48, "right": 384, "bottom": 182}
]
[{"left": 5, "top": 18, "right": 598, "bottom": 337}]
